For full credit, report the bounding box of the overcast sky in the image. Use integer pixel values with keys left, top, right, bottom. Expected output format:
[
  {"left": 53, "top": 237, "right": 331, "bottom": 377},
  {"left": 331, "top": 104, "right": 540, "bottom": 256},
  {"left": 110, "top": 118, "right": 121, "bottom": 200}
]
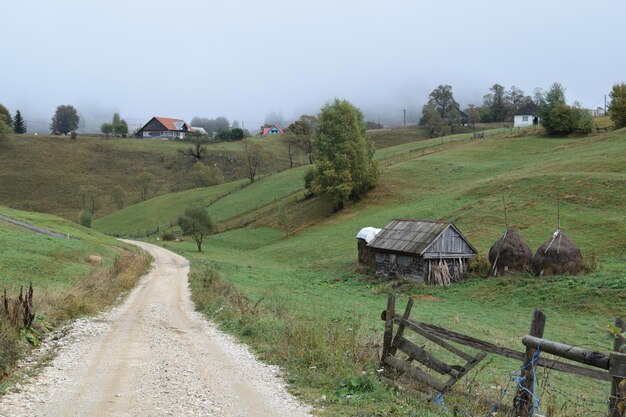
[{"left": 1, "top": 0, "right": 625, "bottom": 131}]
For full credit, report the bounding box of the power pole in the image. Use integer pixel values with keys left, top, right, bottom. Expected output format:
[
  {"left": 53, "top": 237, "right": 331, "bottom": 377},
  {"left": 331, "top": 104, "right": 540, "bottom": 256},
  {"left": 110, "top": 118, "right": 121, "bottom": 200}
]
[
  {"left": 403, "top": 109, "right": 406, "bottom": 126},
  {"left": 605, "top": 95, "right": 607, "bottom": 115}
]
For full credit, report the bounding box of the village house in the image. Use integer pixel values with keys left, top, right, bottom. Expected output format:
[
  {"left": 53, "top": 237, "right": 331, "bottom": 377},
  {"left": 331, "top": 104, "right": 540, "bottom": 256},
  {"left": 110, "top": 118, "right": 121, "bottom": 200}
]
[
  {"left": 513, "top": 101, "right": 540, "bottom": 127},
  {"left": 366, "top": 219, "right": 477, "bottom": 285},
  {"left": 136, "top": 117, "right": 194, "bottom": 139},
  {"left": 261, "top": 125, "right": 284, "bottom": 136}
]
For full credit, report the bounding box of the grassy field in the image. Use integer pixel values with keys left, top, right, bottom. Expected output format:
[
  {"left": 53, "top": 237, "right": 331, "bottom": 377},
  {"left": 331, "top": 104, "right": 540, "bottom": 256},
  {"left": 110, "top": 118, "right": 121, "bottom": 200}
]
[
  {"left": 141, "top": 128, "right": 625, "bottom": 416},
  {"left": 0, "top": 206, "right": 149, "bottom": 384}
]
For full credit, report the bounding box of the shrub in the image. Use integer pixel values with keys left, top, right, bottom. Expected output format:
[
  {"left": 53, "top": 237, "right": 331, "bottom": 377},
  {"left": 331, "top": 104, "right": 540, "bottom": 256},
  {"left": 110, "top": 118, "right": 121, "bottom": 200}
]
[
  {"left": 78, "top": 210, "right": 92, "bottom": 228},
  {"left": 161, "top": 231, "right": 176, "bottom": 241}
]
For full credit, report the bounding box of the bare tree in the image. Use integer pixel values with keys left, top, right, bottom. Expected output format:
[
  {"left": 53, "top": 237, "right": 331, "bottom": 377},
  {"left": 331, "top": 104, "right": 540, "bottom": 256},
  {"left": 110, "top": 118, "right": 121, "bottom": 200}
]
[
  {"left": 287, "top": 115, "right": 316, "bottom": 164},
  {"left": 179, "top": 132, "right": 210, "bottom": 161},
  {"left": 242, "top": 141, "right": 262, "bottom": 183}
]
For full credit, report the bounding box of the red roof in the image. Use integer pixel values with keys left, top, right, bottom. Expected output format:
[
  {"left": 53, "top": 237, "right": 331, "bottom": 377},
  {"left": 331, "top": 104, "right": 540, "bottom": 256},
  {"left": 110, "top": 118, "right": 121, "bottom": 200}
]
[
  {"left": 261, "top": 125, "right": 284, "bottom": 135},
  {"left": 154, "top": 117, "right": 193, "bottom": 132}
]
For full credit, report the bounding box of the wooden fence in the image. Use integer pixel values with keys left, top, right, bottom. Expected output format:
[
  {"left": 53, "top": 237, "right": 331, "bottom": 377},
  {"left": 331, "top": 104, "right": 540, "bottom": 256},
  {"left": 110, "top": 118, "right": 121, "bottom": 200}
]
[{"left": 381, "top": 294, "right": 626, "bottom": 416}]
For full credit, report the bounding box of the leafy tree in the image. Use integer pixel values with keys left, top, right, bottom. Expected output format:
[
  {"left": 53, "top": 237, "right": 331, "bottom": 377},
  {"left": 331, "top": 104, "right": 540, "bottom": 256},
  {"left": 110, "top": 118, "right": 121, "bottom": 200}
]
[
  {"left": 420, "top": 102, "right": 445, "bottom": 137},
  {"left": 310, "top": 99, "right": 379, "bottom": 211},
  {"left": 242, "top": 141, "right": 262, "bottom": 183},
  {"left": 483, "top": 83, "right": 508, "bottom": 122},
  {"left": 215, "top": 129, "right": 231, "bottom": 141},
  {"left": 177, "top": 204, "right": 214, "bottom": 252},
  {"left": 115, "top": 119, "right": 128, "bottom": 136},
  {"left": 111, "top": 185, "right": 127, "bottom": 209},
  {"left": 79, "top": 185, "right": 101, "bottom": 215},
  {"left": 50, "top": 105, "right": 79, "bottom": 135},
  {"left": 287, "top": 115, "right": 317, "bottom": 164},
  {"left": 112, "top": 112, "right": 121, "bottom": 127},
  {"left": 0, "top": 104, "right": 11, "bottom": 127},
  {"left": 230, "top": 128, "right": 244, "bottom": 141},
  {"left": 190, "top": 116, "right": 230, "bottom": 135},
  {"left": 135, "top": 171, "right": 158, "bottom": 201},
  {"left": 421, "top": 85, "right": 461, "bottom": 132},
  {"left": 101, "top": 123, "right": 113, "bottom": 137},
  {"left": 365, "top": 121, "right": 383, "bottom": 130},
  {"left": 608, "top": 82, "right": 626, "bottom": 128},
  {"left": 507, "top": 86, "right": 531, "bottom": 113},
  {"left": 190, "top": 162, "right": 224, "bottom": 187},
  {"left": 12, "top": 110, "right": 26, "bottom": 134},
  {"left": 465, "top": 105, "right": 480, "bottom": 130},
  {"left": 0, "top": 119, "right": 11, "bottom": 145},
  {"left": 78, "top": 210, "right": 92, "bottom": 228},
  {"left": 179, "top": 132, "right": 210, "bottom": 161}
]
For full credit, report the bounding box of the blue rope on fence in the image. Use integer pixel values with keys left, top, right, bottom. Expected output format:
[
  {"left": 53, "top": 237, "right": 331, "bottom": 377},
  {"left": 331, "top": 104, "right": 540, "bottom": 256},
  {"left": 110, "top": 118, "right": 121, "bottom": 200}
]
[
  {"left": 512, "top": 341, "right": 544, "bottom": 416},
  {"left": 433, "top": 391, "right": 447, "bottom": 413}
]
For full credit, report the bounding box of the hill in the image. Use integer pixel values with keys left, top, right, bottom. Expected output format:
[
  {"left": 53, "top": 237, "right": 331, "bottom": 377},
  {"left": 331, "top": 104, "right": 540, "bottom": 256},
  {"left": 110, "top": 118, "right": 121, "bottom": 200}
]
[
  {"left": 137, "top": 128, "right": 625, "bottom": 415},
  {"left": 0, "top": 206, "right": 149, "bottom": 383}
]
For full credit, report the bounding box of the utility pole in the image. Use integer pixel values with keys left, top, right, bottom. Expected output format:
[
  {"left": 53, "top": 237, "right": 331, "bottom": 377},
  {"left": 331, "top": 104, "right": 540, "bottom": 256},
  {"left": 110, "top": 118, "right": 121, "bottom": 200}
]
[
  {"left": 605, "top": 95, "right": 607, "bottom": 115},
  {"left": 403, "top": 109, "right": 406, "bottom": 126}
]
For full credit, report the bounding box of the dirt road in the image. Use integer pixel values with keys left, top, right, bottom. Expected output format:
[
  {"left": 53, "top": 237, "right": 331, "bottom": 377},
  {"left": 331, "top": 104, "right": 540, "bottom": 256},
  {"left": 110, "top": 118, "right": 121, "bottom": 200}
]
[{"left": 0, "top": 241, "right": 312, "bottom": 417}]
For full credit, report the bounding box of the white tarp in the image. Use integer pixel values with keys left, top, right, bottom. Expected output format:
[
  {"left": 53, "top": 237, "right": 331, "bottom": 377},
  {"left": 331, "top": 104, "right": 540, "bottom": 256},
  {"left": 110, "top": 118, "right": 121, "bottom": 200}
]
[{"left": 356, "top": 227, "right": 381, "bottom": 244}]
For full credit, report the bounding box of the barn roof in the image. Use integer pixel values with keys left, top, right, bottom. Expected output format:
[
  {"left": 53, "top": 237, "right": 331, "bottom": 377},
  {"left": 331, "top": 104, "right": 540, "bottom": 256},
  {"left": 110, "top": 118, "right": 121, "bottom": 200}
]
[
  {"left": 261, "top": 125, "right": 284, "bottom": 135},
  {"left": 514, "top": 101, "right": 539, "bottom": 116},
  {"left": 367, "top": 219, "right": 476, "bottom": 256},
  {"left": 154, "top": 117, "right": 193, "bottom": 131}
]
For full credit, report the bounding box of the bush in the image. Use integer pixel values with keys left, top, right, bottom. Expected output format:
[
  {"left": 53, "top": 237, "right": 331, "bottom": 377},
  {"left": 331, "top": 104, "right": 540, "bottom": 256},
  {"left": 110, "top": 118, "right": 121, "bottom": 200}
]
[
  {"left": 0, "top": 316, "right": 20, "bottom": 378},
  {"left": 161, "top": 231, "right": 176, "bottom": 241},
  {"left": 78, "top": 210, "right": 92, "bottom": 228}
]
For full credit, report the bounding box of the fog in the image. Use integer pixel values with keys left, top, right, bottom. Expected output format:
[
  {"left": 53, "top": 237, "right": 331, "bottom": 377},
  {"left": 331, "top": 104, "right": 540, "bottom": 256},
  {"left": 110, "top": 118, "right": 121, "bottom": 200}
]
[{"left": 1, "top": 0, "right": 624, "bottom": 132}]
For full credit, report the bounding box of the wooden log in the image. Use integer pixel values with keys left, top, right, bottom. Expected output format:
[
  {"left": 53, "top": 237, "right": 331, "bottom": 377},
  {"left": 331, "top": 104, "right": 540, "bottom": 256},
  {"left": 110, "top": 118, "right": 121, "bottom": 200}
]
[
  {"left": 610, "top": 317, "right": 626, "bottom": 417},
  {"left": 416, "top": 320, "right": 610, "bottom": 381},
  {"left": 515, "top": 309, "right": 546, "bottom": 417},
  {"left": 389, "top": 298, "right": 414, "bottom": 357},
  {"left": 381, "top": 294, "right": 395, "bottom": 364},
  {"left": 394, "top": 317, "right": 474, "bottom": 362},
  {"left": 522, "top": 336, "right": 610, "bottom": 370},
  {"left": 383, "top": 355, "right": 447, "bottom": 392},
  {"left": 394, "top": 335, "right": 460, "bottom": 378}
]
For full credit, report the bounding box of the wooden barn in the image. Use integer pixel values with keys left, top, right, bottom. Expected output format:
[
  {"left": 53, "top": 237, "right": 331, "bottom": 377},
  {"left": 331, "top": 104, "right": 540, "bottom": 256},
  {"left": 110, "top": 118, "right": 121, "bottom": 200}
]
[
  {"left": 367, "top": 219, "right": 477, "bottom": 285},
  {"left": 356, "top": 227, "right": 381, "bottom": 266}
]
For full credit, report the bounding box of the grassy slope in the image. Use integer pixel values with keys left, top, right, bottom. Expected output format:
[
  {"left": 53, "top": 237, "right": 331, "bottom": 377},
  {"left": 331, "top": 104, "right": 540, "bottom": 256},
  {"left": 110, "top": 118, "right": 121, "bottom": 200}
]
[{"left": 155, "top": 129, "right": 625, "bottom": 416}]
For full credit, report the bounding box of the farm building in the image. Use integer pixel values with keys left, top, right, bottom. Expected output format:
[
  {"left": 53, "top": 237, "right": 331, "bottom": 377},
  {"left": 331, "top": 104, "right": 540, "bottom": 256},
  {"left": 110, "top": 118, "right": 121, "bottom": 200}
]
[
  {"left": 367, "top": 219, "right": 477, "bottom": 285},
  {"left": 136, "top": 117, "right": 194, "bottom": 139},
  {"left": 513, "top": 101, "right": 540, "bottom": 127},
  {"left": 261, "top": 125, "right": 284, "bottom": 136},
  {"left": 356, "top": 227, "right": 381, "bottom": 266}
]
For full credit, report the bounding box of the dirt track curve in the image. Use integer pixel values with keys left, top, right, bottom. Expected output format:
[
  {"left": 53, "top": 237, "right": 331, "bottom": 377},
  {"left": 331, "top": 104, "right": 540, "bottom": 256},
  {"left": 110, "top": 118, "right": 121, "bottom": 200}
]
[{"left": 0, "top": 240, "right": 312, "bottom": 417}]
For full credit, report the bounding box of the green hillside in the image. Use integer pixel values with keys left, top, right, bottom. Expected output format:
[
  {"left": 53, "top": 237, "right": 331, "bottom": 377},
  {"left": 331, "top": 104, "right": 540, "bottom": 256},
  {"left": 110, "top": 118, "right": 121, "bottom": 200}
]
[{"left": 145, "top": 128, "right": 625, "bottom": 416}]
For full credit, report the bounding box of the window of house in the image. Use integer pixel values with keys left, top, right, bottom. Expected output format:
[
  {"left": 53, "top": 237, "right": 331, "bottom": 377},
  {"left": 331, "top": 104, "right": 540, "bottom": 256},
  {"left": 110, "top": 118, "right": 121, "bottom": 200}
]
[{"left": 522, "top": 116, "right": 528, "bottom": 121}]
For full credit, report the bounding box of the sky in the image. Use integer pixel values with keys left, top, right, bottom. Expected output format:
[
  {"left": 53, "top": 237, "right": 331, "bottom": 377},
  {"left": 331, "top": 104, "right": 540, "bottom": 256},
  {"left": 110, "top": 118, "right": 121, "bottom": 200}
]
[{"left": 1, "top": 0, "right": 625, "bottom": 132}]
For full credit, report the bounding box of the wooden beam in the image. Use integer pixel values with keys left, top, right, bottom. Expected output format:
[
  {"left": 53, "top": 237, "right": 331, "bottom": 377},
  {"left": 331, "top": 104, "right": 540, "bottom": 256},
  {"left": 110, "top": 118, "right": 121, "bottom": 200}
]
[
  {"left": 383, "top": 355, "right": 447, "bottom": 392},
  {"left": 515, "top": 309, "right": 546, "bottom": 417},
  {"left": 394, "top": 335, "right": 460, "bottom": 378},
  {"left": 389, "top": 298, "right": 414, "bottom": 357},
  {"left": 381, "top": 293, "right": 395, "bottom": 364},
  {"left": 444, "top": 351, "right": 488, "bottom": 391},
  {"left": 394, "top": 317, "right": 474, "bottom": 362},
  {"left": 522, "top": 336, "right": 610, "bottom": 370},
  {"left": 610, "top": 317, "right": 626, "bottom": 417}
]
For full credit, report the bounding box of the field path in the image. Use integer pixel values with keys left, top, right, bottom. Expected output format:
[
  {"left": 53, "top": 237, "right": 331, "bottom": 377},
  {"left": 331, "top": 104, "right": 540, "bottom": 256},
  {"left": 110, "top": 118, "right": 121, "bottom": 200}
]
[{"left": 0, "top": 241, "right": 311, "bottom": 417}]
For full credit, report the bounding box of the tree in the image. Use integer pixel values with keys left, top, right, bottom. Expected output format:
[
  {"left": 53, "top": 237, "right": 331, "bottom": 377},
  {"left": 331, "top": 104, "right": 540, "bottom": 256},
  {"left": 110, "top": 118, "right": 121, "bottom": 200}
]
[
  {"left": 287, "top": 115, "right": 317, "bottom": 164},
  {"left": 79, "top": 185, "right": 101, "bottom": 215},
  {"left": 365, "top": 121, "right": 383, "bottom": 130},
  {"left": 483, "top": 83, "right": 508, "bottom": 122},
  {"left": 507, "top": 86, "right": 531, "bottom": 114},
  {"left": 0, "top": 119, "right": 11, "bottom": 145},
  {"left": 608, "top": 82, "right": 626, "bottom": 128},
  {"left": 230, "top": 128, "right": 244, "bottom": 141},
  {"left": 177, "top": 204, "right": 214, "bottom": 252},
  {"left": 190, "top": 162, "right": 224, "bottom": 187},
  {"left": 115, "top": 119, "right": 128, "bottom": 136},
  {"left": 242, "top": 141, "right": 262, "bottom": 183},
  {"left": 310, "top": 99, "right": 379, "bottom": 211},
  {"left": 420, "top": 102, "right": 445, "bottom": 137},
  {"left": 135, "top": 171, "right": 158, "bottom": 201},
  {"left": 465, "top": 105, "right": 480, "bottom": 130},
  {"left": 111, "top": 185, "right": 127, "bottom": 209},
  {"left": 12, "top": 110, "right": 26, "bottom": 134},
  {"left": 101, "top": 123, "right": 113, "bottom": 137},
  {"left": 190, "top": 116, "right": 230, "bottom": 135},
  {"left": 421, "top": 85, "right": 461, "bottom": 132},
  {"left": 0, "top": 104, "right": 11, "bottom": 127},
  {"left": 50, "top": 105, "right": 79, "bottom": 135},
  {"left": 179, "top": 132, "right": 210, "bottom": 161}
]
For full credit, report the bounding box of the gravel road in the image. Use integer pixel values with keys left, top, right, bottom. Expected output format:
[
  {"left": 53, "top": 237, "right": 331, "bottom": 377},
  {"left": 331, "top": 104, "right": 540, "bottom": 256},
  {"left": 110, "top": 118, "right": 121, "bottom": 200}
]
[{"left": 0, "top": 241, "right": 312, "bottom": 417}]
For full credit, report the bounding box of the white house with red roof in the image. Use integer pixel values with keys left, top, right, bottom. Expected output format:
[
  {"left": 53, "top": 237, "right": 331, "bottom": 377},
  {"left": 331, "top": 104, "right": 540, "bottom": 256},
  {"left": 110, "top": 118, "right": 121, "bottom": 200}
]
[
  {"left": 136, "top": 116, "right": 194, "bottom": 139},
  {"left": 261, "top": 125, "right": 284, "bottom": 136}
]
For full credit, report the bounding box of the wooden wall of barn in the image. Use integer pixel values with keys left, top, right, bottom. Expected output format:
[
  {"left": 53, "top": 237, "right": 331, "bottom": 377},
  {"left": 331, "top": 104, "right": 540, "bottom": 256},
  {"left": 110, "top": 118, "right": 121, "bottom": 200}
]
[
  {"left": 374, "top": 253, "right": 427, "bottom": 282},
  {"left": 423, "top": 226, "right": 474, "bottom": 258}
]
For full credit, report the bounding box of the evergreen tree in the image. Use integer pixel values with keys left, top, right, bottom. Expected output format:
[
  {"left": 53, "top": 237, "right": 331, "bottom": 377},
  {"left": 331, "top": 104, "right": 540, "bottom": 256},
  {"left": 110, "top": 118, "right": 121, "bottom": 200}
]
[
  {"left": 310, "top": 99, "right": 379, "bottom": 211},
  {"left": 12, "top": 110, "right": 26, "bottom": 134}
]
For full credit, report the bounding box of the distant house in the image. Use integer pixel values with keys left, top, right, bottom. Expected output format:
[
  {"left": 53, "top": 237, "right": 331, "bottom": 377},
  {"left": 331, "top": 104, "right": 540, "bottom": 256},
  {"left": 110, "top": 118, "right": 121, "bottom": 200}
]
[
  {"left": 261, "top": 125, "right": 284, "bottom": 136},
  {"left": 457, "top": 107, "right": 469, "bottom": 126},
  {"left": 367, "top": 219, "right": 477, "bottom": 284},
  {"left": 136, "top": 117, "right": 194, "bottom": 139},
  {"left": 191, "top": 126, "right": 208, "bottom": 135},
  {"left": 513, "top": 101, "right": 540, "bottom": 127}
]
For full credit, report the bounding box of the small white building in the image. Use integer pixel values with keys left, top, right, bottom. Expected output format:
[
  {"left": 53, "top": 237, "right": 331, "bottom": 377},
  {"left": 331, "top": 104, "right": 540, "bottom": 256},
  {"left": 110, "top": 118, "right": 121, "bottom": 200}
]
[{"left": 513, "top": 101, "right": 540, "bottom": 128}]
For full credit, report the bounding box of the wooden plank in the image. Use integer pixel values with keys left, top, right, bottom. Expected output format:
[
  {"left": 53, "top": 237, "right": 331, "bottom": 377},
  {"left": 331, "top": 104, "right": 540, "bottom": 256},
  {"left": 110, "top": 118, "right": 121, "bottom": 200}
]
[
  {"left": 389, "top": 298, "right": 414, "bottom": 357},
  {"left": 610, "top": 317, "right": 626, "bottom": 417},
  {"left": 415, "top": 320, "right": 610, "bottom": 381},
  {"left": 443, "top": 351, "right": 488, "bottom": 391},
  {"left": 394, "top": 317, "right": 474, "bottom": 362},
  {"left": 515, "top": 309, "right": 546, "bottom": 417},
  {"left": 523, "top": 336, "right": 610, "bottom": 370},
  {"left": 381, "top": 294, "right": 395, "bottom": 363},
  {"left": 394, "top": 335, "right": 460, "bottom": 378},
  {"left": 384, "top": 355, "right": 447, "bottom": 392}
]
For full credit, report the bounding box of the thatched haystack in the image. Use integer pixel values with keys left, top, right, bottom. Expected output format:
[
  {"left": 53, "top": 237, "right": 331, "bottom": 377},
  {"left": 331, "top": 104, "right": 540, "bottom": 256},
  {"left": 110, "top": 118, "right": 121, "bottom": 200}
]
[
  {"left": 488, "top": 228, "right": 533, "bottom": 276},
  {"left": 531, "top": 230, "right": 583, "bottom": 276}
]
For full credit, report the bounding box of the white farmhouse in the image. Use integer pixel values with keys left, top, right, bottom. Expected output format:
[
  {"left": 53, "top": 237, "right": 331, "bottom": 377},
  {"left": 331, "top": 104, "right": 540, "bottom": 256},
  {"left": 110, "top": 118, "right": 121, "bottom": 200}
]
[{"left": 513, "top": 101, "right": 540, "bottom": 127}]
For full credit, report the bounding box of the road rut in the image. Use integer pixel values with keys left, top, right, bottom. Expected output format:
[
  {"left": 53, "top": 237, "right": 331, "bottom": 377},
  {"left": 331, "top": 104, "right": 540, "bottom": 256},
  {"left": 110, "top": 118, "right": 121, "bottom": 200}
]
[{"left": 0, "top": 241, "right": 312, "bottom": 417}]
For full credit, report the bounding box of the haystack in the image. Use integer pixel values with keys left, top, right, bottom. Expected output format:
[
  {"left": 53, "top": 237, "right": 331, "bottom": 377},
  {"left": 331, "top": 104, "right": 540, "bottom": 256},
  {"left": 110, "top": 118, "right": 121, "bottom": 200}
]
[
  {"left": 531, "top": 230, "right": 583, "bottom": 276},
  {"left": 488, "top": 228, "right": 533, "bottom": 276}
]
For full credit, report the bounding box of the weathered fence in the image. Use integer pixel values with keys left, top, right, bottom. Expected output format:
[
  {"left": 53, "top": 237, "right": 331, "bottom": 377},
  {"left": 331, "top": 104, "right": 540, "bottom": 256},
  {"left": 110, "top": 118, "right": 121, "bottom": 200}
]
[{"left": 380, "top": 294, "right": 626, "bottom": 416}]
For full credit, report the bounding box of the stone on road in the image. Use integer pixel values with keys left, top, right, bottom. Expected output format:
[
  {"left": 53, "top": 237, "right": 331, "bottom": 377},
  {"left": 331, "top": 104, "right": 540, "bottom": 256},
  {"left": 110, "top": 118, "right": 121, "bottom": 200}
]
[{"left": 0, "top": 241, "right": 311, "bottom": 417}]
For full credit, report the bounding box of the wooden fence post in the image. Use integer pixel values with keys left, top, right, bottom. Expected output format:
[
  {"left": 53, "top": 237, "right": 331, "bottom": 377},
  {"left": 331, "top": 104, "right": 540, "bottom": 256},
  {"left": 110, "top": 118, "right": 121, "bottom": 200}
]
[
  {"left": 514, "top": 309, "right": 546, "bottom": 417},
  {"left": 610, "top": 317, "right": 626, "bottom": 417},
  {"left": 388, "top": 297, "right": 414, "bottom": 357},
  {"left": 381, "top": 293, "right": 396, "bottom": 364}
]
